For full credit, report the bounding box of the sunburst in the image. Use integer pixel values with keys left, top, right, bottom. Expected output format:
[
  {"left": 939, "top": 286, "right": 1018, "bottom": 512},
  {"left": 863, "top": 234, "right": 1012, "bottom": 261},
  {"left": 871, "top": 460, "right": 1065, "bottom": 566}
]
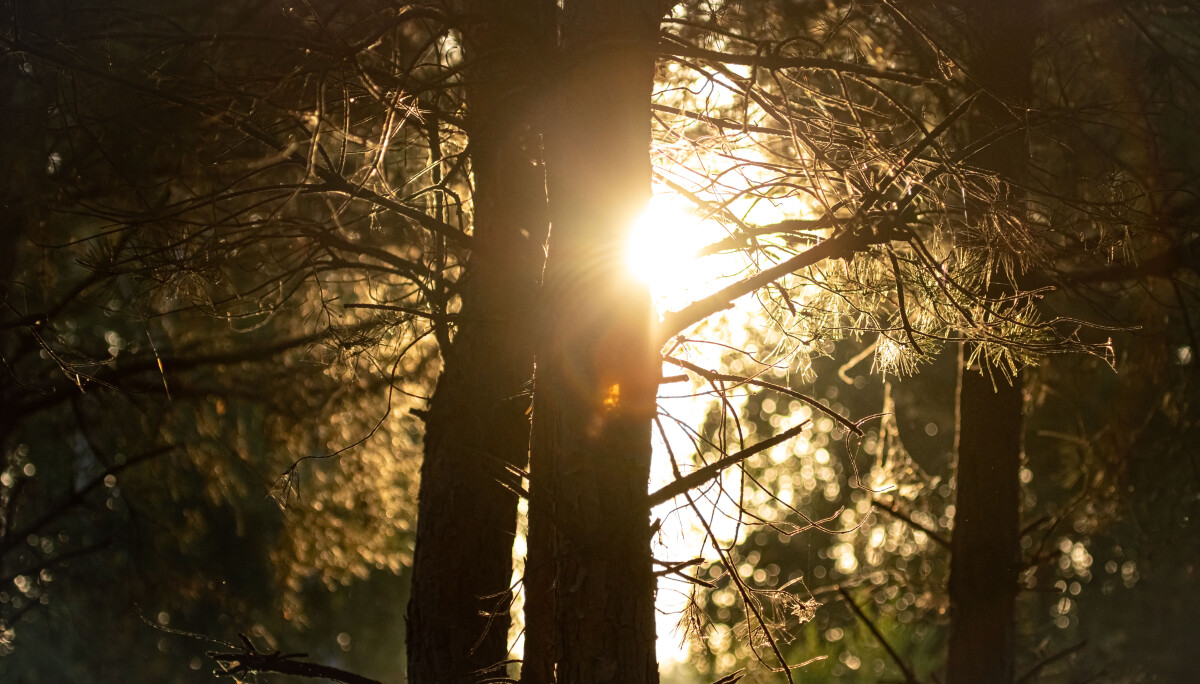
[{"left": 627, "top": 194, "right": 744, "bottom": 315}]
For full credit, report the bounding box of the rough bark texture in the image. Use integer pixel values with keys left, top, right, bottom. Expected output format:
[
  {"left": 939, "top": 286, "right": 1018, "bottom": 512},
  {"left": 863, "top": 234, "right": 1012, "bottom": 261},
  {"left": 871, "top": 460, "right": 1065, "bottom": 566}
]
[
  {"left": 946, "top": 2, "right": 1036, "bottom": 683},
  {"left": 522, "top": 2, "right": 664, "bottom": 682},
  {"left": 406, "top": 3, "right": 551, "bottom": 682}
]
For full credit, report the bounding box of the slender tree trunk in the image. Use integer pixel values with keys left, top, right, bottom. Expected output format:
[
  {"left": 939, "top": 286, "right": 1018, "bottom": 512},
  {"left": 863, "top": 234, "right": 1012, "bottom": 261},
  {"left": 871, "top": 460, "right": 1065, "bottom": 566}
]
[
  {"left": 946, "top": 3, "right": 1036, "bottom": 682},
  {"left": 948, "top": 348, "right": 1024, "bottom": 684},
  {"left": 522, "top": 2, "right": 664, "bottom": 682},
  {"left": 406, "top": 3, "right": 551, "bottom": 682}
]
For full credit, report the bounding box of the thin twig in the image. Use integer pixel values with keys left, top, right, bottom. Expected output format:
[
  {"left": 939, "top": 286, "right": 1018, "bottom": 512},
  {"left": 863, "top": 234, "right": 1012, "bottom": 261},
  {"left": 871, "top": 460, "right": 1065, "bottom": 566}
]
[
  {"left": 344, "top": 302, "right": 455, "bottom": 322},
  {"left": 1015, "top": 640, "right": 1087, "bottom": 683},
  {"left": 664, "top": 355, "right": 862, "bottom": 435},
  {"left": 837, "top": 586, "right": 920, "bottom": 684}
]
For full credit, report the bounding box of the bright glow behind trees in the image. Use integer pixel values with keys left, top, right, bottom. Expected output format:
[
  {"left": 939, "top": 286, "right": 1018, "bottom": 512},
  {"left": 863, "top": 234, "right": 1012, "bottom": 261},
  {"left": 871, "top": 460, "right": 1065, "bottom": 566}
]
[{"left": 627, "top": 194, "right": 741, "bottom": 314}]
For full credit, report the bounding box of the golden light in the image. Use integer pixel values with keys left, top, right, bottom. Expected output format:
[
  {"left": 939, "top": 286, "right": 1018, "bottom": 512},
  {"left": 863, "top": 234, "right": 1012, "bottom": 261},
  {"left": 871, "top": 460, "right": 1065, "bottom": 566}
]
[{"left": 627, "top": 195, "right": 739, "bottom": 313}]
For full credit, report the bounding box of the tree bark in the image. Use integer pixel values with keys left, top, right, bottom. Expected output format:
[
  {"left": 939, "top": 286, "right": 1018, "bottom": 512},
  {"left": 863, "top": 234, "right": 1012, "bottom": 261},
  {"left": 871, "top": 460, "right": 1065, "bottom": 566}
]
[
  {"left": 522, "top": 2, "right": 664, "bottom": 682},
  {"left": 948, "top": 347, "right": 1024, "bottom": 684},
  {"left": 946, "top": 3, "right": 1036, "bottom": 683},
  {"left": 406, "top": 3, "right": 552, "bottom": 682}
]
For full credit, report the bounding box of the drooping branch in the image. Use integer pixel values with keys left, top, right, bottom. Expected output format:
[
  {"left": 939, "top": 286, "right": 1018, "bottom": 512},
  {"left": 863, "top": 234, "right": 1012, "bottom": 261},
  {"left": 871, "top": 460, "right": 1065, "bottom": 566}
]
[
  {"left": 310, "top": 171, "right": 472, "bottom": 247},
  {"left": 1015, "top": 641, "right": 1088, "bottom": 684},
  {"left": 12, "top": 328, "right": 338, "bottom": 419},
  {"left": 888, "top": 249, "right": 925, "bottom": 354},
  {"left": 0, "top": 33, "right": 473, "bottom": 248},
  {"left": 870, "top": 496, "right": 950, "bottom": 550},
  {"left": 343, "top": 303, "right": 455, "bottom": 323},
  {"left": 0, "top": 538, "right": 111, "bottom": 588}
]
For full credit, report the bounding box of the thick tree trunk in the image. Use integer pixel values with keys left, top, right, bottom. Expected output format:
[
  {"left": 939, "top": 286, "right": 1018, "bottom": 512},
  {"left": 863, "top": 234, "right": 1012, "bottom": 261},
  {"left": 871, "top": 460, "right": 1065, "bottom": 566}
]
[
  {"left": 406, "top": 3, "right": 551, "bottom": 682},
  {"left": 946, "top": 3, "right": 1036, "bottom": 683},
  {"left": 522, "top": 3, "right": 663, "bottom": 683}
]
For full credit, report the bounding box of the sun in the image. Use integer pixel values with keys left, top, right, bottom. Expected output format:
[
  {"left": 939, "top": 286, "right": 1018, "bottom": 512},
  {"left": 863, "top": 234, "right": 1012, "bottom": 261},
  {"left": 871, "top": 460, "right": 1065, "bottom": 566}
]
[{"left": 627, "top": 195, "right": 740, "bottom": 313}]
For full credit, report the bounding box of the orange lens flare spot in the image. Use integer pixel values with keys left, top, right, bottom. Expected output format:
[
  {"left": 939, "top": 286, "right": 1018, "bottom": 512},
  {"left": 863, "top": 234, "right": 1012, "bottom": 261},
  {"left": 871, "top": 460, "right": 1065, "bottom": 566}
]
[{"left": 602, "top": 383, "right": 621, "bottom": 409}]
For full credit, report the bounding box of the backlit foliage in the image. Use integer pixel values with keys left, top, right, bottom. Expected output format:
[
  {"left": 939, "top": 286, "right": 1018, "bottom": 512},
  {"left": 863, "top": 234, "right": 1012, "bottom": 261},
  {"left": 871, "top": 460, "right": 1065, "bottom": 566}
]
[
  {"left": 643, "top": 0, "right": 1184, "bottom": 680},
  {"left": 2, "top": 0, "right": 462, "bottom": 664}
]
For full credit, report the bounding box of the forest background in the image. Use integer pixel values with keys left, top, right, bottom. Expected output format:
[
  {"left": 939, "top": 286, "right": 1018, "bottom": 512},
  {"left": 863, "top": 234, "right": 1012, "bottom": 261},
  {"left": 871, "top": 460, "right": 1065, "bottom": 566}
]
[{"left": 1, "top": 0, "right": 1198, "bottom": 683}]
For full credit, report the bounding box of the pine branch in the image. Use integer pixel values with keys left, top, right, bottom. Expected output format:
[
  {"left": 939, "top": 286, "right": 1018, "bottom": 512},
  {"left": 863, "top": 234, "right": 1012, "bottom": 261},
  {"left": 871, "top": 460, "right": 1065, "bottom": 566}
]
[
  {"left": 871, "top": 497, "right": 951, "bottom": 550},
  {"left": 1015, "top": 641, "right": 1088, "bottom": 683},
  {"left": 209, "top": 634, "right": 382, "bottom": 684},
  {"left": 658, "top": 229, "right": 863, "bottom": 340}
]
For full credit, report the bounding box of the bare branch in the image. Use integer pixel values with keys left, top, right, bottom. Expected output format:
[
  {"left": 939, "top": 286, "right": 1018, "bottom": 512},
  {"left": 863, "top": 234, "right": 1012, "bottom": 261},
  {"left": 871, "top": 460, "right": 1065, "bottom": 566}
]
[
  {"left": 659, "top": 42, "right": 936, "bottom": 86},
  {"left": 649, "top": 420, "right": 809, "bottom": 507}
]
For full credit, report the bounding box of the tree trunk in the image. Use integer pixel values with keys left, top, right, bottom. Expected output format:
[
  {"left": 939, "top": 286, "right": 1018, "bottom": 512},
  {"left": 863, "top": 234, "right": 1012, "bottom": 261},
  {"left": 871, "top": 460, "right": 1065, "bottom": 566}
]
[
  {"left": 522, "top": 3, "right": 664, "bottom": 682},
  {"left": 406, "top": 3, "right": 552, "bottom": 682},
  {"left": 948, "top": 347, "right": 1024, "bottom": 684},
  {"left": 946, "top": 3, "right": 1036, "bottom": 683}
]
